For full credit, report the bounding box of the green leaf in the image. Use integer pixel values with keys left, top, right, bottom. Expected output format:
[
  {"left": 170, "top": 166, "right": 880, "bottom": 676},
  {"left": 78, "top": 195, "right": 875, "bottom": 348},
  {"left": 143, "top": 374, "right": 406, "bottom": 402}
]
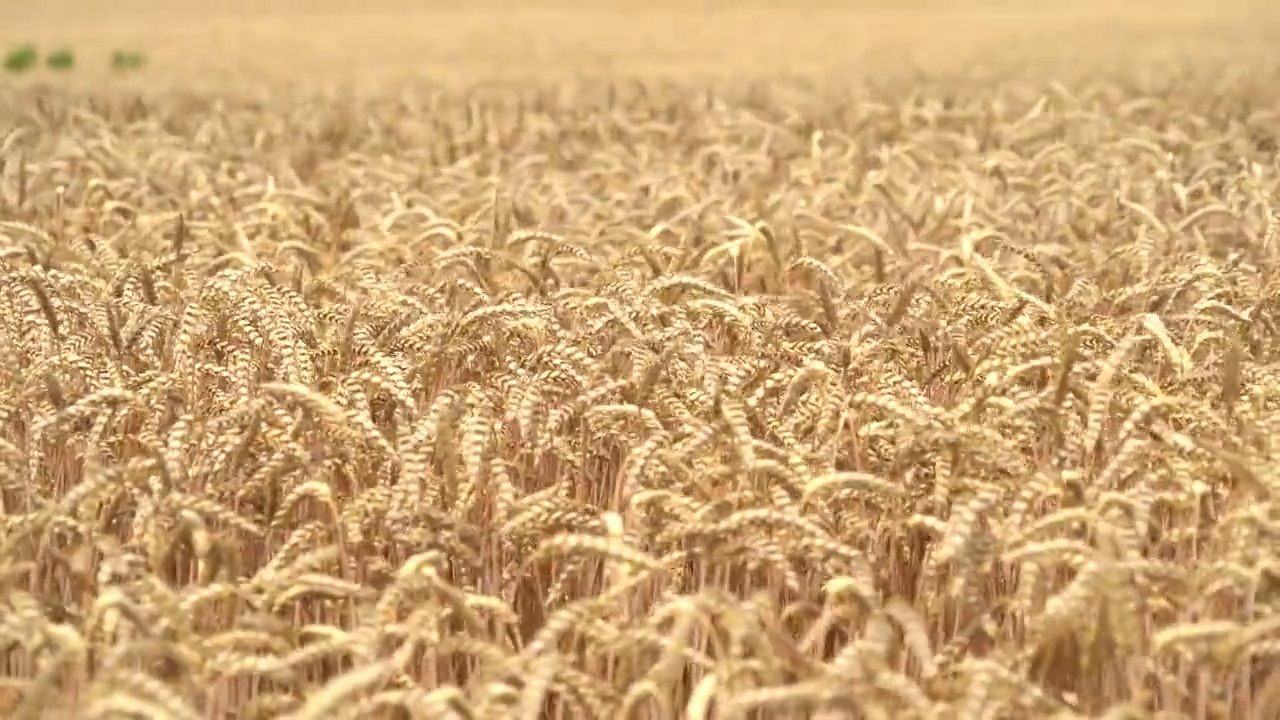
[
  {"left": 4, "top": 44, "right": 39, "bottom": 73},
  {"left": 110, "top": 49, "right": 147, "bottom": 72},
  {"left": 46, "top": 48, "right": 75, "bottom": 71}
]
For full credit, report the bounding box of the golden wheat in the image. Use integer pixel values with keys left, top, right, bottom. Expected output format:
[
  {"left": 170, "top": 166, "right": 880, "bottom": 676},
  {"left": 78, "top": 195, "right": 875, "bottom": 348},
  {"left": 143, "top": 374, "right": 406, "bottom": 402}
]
[{"left": 0, "top": 62, "right": 1279, "bottom": 720}]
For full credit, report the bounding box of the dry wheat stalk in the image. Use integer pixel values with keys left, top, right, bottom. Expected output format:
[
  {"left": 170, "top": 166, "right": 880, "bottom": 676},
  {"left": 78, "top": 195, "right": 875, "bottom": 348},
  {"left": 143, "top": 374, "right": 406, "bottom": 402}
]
[{"left": 0, "top": 64, "right": 1277, "bottom": 720}]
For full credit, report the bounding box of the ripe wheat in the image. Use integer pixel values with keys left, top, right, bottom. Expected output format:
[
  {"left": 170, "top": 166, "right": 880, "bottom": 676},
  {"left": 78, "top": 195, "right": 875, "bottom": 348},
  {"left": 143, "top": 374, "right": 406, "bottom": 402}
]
[{"left": 0, "top": 68, "right": 1278, "bottom": 719}]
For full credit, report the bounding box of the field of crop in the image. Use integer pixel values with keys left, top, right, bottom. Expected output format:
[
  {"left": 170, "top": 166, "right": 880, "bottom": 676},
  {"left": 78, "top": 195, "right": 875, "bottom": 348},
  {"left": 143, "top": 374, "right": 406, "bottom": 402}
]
[{"left": 4, "top": 2, "right": 1280, "bottom": 719}]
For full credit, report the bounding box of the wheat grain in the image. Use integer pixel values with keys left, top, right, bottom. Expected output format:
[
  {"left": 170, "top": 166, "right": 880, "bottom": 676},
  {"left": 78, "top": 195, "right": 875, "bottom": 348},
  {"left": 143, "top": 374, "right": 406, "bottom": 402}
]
[{"left": 1, "top": 57, "right": 1279, "bottom": 720}]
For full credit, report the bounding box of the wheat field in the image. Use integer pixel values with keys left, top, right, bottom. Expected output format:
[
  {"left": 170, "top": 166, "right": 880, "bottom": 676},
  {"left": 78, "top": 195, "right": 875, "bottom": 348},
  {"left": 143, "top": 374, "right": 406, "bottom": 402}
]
[{"left": 4, "top": 3, "right": 1280, "bottom": 719}]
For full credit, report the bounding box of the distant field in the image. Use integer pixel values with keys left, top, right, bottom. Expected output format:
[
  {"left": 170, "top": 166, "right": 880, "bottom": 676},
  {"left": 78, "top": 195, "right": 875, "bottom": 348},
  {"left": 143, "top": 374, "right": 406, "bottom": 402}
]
[{"left": 0, "top": 1, "right": 1275, "bottom": 86}]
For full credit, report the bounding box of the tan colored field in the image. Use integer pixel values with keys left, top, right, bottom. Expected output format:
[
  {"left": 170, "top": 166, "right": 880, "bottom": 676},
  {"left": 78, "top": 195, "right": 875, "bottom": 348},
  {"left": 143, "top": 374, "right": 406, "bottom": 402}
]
[
  {"left": 2, "top": 0, "right": 1279, "bottom": 85},
  {"left": 4, "top": 2, "right": 1280, "bottom": 719}
]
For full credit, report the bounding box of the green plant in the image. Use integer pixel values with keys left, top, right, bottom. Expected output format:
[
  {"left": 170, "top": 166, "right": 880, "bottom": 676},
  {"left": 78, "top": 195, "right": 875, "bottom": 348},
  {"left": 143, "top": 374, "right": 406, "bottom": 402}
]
[
  {"left": 110, "top": 50, "right": 147, "bottom": 72},
  {"left": 3, "top": 45, "right": 38, "bottom": 73},
  {"left": 45, "top": 48, "right": 74, "bottom": 71}
]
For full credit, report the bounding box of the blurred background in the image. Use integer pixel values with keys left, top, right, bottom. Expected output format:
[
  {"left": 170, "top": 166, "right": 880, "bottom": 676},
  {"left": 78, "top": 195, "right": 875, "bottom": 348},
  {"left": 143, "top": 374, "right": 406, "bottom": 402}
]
[{"left": 0, "top": 0, "right": 1273, "bottom": 87}]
